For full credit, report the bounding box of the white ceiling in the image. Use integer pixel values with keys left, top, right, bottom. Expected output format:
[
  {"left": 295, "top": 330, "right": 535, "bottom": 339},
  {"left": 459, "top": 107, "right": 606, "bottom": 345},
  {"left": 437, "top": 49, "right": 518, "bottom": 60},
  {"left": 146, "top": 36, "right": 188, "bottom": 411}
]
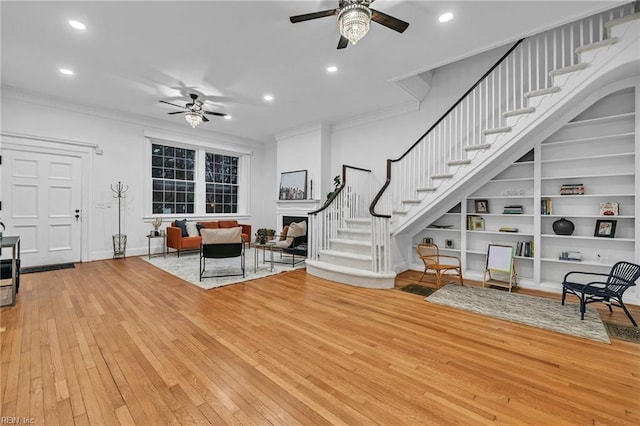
[{"left": 1, "top": 1, "right": 624, "bottom": 144}]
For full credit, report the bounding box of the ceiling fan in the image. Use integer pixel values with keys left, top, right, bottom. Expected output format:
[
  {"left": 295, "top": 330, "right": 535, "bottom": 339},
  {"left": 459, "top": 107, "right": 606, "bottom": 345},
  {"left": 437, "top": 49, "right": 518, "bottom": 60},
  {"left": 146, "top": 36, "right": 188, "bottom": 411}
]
[
  {"left": 289, "top": 0, "right": 409, "bottom": 49},
  {"left": 159, "top": 93, "right": 228, "bottom": 128}
]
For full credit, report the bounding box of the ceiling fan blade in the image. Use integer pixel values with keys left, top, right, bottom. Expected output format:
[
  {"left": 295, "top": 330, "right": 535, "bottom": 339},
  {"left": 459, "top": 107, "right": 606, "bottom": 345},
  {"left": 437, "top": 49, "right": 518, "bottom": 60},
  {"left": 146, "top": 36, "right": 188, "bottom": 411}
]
[
  {"left": 201, "top": 115, "right": 210, "bottom": 122},
  {"left": 290, "top": 8, "right": 339, "bottom": 23},
  {"left": 159, "top": 100, "right": 186, "bottom": 109},
  {"left": 337, "top": 35, "right": 349, "bottom": 49},
  {"left": 371, "top": 9, "right": 409, "bottom": 33},
  {"left": 204, "top": 111, "right": 227, "bottom": 117},
  {"left": 168, "top": 111, "right": 185, "bottom": 115}
]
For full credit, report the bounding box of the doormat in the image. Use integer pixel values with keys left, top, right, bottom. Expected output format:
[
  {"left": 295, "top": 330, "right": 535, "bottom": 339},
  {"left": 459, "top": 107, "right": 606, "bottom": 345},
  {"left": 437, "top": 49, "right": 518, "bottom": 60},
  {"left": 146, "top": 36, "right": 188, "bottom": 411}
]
[
  {"left": 603, "top": 321, "right": 640, "bottom": 343},
  {"left": 400, "top": 284, "right": 436, "bottom": 297},
  {"left": 21, "top": 263, "right": 75, "bottom": 274}
]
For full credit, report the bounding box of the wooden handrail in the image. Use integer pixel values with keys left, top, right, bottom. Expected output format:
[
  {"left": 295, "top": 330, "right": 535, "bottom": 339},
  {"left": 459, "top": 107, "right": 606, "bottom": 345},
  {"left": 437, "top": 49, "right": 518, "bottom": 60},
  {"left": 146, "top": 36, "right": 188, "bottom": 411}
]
[
  {"left": 309, "top": 165, "right": 372, "bottom": 215},
  {"left": 369, "top": 38, "right": 525, "bottom": 218}
]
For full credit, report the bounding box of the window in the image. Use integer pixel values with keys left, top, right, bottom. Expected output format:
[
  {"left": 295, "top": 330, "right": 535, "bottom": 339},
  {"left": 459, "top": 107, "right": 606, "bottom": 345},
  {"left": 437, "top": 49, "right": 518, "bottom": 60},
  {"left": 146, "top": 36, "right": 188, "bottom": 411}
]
[
  {"left": 149, "top": 140, "right": 247, "bottom": 216},
  {"left": 151, "top": 144, "right": 196, "bottom": 214},
  {"left": 205, "top": 153, "right": 238, "bottom": 214}
]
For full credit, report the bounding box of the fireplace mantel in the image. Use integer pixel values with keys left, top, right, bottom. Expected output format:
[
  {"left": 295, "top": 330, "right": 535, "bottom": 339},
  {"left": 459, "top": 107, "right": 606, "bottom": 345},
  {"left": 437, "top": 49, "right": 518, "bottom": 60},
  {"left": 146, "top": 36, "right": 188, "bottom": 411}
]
[{"left": 275, "top": 199, "right": 322, "bottom": 229}]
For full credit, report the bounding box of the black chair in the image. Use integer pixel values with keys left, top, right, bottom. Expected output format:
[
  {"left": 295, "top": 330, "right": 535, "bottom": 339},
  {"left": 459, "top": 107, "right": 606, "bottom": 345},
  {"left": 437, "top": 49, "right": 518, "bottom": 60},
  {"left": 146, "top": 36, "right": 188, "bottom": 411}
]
[
  {"left": 562, "top": 261, "right": 640, "bottom": 327},
  {"left": 199, "top": 242, "right": 245, "bottom": 281},
  {"left": 0, "top": 258, "right": 20, "bottom": 294}
]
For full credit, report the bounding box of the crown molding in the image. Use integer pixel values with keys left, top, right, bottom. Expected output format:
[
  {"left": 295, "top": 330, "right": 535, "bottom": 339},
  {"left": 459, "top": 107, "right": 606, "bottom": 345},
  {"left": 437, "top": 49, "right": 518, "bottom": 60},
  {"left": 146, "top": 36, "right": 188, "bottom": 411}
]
[
  {"left": 1, "top": 86, "right": 265, "bottom": 149},
  {"left": 331, "top": 101, "right": 419, "bottom": 133},
  {"left": 275, "top": 121, "right": 330, "bottom": 141}
]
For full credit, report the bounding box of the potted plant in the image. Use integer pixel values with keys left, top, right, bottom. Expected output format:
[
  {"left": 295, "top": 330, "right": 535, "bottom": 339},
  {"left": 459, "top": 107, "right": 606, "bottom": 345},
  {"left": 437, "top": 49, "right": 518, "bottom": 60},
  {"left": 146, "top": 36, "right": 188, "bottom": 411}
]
[{"left": 255, "top": 228, "right": 276, "bottom": 244}]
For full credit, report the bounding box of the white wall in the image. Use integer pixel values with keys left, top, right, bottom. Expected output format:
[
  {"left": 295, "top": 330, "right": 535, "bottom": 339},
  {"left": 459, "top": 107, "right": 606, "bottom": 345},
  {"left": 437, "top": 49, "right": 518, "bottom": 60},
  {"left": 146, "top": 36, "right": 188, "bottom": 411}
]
[
  {"left": 330, "top": 44, "right": 513, "bottom": 183},
  {"left": 1, "top": 92, "right": 269, "bottom": 260}
]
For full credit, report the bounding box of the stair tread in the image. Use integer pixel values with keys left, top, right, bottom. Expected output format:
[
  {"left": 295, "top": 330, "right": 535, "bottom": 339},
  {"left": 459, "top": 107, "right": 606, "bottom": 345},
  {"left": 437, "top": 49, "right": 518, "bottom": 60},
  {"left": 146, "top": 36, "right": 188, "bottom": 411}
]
[
  {"left": 338, "top": 228, "right": 370, "bottom": 234},
  {"left": 329, "top": 238, "right": 371, "bottom": 246},
  {"left": 549, "top": 62, "right": 588, "bottom": 77},
  {"left": 465, "top": 144, "right": 492, "bottom": 151},
  {"left": 345, "top": 218, "right": 371, "bottom": 223},
  {"left": 448, "top": 159, "right": 472, "bottom": 166},
  {"left": 524, "top": 86, "right": 561, "bottom": 98},
  {"left": 503, "top": 107, "right": 536, "bottom": 117},
  {"left": 320, "top": 249, "right": 371, "bottom": 260},
  {"left": 483, "top": 126, "right": 512, "bottom": 135},
  {"left": 575, "top": 37, "right": 618, "bottom": 54}
]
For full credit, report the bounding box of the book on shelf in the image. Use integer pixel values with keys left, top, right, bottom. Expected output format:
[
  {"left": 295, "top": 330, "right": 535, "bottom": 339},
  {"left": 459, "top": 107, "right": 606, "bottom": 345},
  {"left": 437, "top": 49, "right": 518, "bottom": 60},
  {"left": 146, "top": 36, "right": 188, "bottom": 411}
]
[
  {"left": 499, "top": 227, "right": 519, "bottom": 232},
  {"left": 559, "top": 251, "right": 582, "bottom": 261},
  {"left": 560, "top": 183, "right": 585, "bottom": 195},
  {"left": 503, "top": 204, "right": 523, "bottom": 214},
  {"left": 599, "top": 201, "right": 619, "bottom": 216},
  {"left": 541, "top": 198, "right": 552, "bottom": 215},
  {"left": 515, "top": 240, "right": 533, "bottom": 257}
]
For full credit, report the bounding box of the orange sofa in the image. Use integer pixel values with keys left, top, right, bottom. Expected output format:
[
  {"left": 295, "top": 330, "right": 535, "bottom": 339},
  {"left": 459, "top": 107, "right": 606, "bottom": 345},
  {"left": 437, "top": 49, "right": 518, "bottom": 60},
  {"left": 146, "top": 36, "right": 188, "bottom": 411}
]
[{"left": 166, "top": 220, "right": 252, "bottom": 257}]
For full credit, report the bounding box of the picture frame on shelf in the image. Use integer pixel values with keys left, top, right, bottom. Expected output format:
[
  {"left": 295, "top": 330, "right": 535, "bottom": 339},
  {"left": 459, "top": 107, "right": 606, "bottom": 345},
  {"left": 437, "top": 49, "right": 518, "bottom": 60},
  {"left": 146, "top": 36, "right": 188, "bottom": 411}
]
[
  {"left": 278, "top": 170, "right": 307, "bottom": 200},
  {"left": 445, "top": 239, "right": 454, "bottom": 248},
  {"left": 468, "top": 215, "right": 485, "bottom": 231},
  {"left": 594, "top": 219, "right": 617, "bottom": 238},
  {"left": 423, "top": 237, "right": 433, "bottom": 244},
  {"left": 475, "top": 199, "right": 489, "bottom": 213}
]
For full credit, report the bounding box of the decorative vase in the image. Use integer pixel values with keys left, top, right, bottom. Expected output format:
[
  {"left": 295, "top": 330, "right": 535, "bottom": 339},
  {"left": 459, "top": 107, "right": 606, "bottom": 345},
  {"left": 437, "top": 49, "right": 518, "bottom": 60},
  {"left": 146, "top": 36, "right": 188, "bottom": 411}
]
[{"left": 553, "top": 218, "right": 575, "bottom": 235}]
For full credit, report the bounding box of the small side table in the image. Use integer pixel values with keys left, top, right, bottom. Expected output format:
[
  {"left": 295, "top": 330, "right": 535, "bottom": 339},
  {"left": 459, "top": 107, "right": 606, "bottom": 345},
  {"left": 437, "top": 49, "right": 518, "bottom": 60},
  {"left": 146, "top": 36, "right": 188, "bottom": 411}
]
[
  {"left": 147, "top": 233, "right": 166, "bottom": 258},
  {"left": 253, "top": 242, "right": 275, "bottom": 272}
]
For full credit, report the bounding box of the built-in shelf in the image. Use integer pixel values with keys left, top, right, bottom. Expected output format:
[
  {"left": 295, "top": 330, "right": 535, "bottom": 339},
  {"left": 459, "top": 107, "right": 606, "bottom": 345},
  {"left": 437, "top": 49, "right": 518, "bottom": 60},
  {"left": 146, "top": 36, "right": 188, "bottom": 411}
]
[{"left": 541, "top": 233, "right": 635, "bottom": 242}]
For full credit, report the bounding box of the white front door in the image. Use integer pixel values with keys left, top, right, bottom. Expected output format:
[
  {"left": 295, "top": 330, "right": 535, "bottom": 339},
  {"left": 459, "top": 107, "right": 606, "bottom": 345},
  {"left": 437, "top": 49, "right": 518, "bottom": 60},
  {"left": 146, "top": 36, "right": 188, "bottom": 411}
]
[{"left": 1, "top": 150, "right": 82, "bottom": 267}]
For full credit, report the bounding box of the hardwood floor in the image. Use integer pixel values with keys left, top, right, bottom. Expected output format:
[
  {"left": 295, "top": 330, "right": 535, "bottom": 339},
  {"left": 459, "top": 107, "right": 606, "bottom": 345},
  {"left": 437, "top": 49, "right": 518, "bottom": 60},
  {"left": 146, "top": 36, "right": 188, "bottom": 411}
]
[{"left": 1, "top": 259, "right": 639, "bottom": 425}]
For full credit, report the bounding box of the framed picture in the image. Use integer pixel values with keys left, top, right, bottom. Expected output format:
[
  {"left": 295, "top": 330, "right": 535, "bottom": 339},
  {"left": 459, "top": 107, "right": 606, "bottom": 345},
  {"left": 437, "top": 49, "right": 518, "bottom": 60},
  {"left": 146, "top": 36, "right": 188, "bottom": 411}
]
[
  {"left": 594, "top": 219, "right": 617, "bottom": 238},
  {"left": 468, "top": 215, "right": 485, "bottom": 231},
  {"left": 279, "top": 170, "right": 307, "bottom": 200},
  {"left": 475, "top": 199, "right": 489, "bottom": 213},
  {"left": 422, "top": 237, "right": 433, "bottom": 244}
]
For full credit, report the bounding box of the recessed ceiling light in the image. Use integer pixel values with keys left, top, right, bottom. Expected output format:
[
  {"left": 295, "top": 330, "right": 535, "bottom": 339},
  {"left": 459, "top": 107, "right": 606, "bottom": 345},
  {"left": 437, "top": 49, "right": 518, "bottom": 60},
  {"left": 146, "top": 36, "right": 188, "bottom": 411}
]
[
  {"left": 438, "top": 12, "right": 454, "bottom": 23},
  {"left": 327, "top": 66, "right": 338, "bottom": 73},
  {"left": 59, "top": 68, "right": 74, "bottom": 76},
  {"left": 263, "top": 94, "right": 274, "bottom": 102},
  {"left": 68, "top": 20, "right": 86, "bottom": 30},
  {"left": 224, "top": 115, "right": 232, "bottom": 120}
]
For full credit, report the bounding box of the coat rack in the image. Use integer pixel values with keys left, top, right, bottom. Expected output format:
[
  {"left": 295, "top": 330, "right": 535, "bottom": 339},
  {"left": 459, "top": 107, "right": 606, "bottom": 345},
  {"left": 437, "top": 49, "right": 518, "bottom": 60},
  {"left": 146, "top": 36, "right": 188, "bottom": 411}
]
[{"left": 111, "top": 181, "right": 128, "bottom": 258}]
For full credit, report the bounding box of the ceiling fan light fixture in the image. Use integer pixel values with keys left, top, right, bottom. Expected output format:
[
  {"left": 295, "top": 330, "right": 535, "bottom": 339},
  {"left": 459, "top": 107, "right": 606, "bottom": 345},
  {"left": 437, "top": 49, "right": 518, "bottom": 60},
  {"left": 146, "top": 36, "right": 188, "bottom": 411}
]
[
  {"left": 185, "top": 112, "right": 202, "bottom": 128},
  {"left": 338, "top": 4, "right": 371, "bottom": 45}
]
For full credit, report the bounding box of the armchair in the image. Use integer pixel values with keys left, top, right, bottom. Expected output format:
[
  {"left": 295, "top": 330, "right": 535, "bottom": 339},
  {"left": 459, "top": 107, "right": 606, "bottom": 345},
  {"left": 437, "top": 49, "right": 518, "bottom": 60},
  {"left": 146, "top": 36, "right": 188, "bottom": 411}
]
[
  {"left": 562, "top": 261, "right": 640, "bottom": 327},
  {"left": 416, "top": 243, "right": 463, "bottom": 288},
  {"left": 199, "top": 228, "right": 245, "bottom": 281}
]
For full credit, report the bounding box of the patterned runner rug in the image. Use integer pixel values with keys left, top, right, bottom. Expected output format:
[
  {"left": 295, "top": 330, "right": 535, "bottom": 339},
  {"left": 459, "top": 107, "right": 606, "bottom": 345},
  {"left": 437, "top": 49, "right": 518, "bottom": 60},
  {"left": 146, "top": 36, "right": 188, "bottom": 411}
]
[{"left": 426, "top": 284, "right": 610, "bottom": 343}]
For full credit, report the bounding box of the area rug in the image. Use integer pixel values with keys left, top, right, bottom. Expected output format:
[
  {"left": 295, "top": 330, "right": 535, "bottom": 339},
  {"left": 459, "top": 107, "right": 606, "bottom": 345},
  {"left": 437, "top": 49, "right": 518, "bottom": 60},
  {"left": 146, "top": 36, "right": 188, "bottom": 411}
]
[
  {"left": 21, "top": 263, "right": 75, "bottom": 274},
  {"left": 426, "top": 284, "right": 610, "bottom": 343},
  {"left": 603, "top": 322, "right": 640, "bottom": 344},
  {"left": 400, "top": 284, "right": 437, "bottom": 297},
  {"left": 142, "top": 248, "right": 305, "bottom": 290}
]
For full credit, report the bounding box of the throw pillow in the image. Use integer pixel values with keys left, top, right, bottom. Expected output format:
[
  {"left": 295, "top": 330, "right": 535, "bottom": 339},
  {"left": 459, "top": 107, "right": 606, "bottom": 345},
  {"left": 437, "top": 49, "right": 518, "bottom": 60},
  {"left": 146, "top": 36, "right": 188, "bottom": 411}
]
[
  {"left": 273, "top": 240, "right": 291, "bottom": 249},
  {"left": 175, "top": 219, "right": 189, "bottom": 237},
  {"left": 279, "top": 225, "right": 289, "bottom": 241},
  {"left": 201, "top": 227, "right": 242, "bottom": 244},
  {"left": 287, "top": 221, "right": 307, "bottom": 238},
  {"left": 196, "top": 223, "right": 203, "bottom": 235},
  {"left": 186, "top": 221, "right": 199, "bottom": 237}
]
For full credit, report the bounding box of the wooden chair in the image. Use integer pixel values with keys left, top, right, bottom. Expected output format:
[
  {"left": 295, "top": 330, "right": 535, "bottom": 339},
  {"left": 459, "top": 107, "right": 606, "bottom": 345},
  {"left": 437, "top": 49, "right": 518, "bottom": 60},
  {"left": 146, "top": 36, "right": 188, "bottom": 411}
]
[
  {"left": 416, "top": 243, "right": 463, "bottom": 287},
  {"left": 562, "top": 261, "right": 640, "bottom": 327}
]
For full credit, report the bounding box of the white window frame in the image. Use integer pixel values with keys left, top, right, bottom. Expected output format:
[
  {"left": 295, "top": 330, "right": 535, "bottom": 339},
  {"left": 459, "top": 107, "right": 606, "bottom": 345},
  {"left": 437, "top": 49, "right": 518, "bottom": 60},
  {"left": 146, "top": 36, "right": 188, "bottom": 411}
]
[{"left": 143, "top": 133, "right": 251, "bottom": 219}]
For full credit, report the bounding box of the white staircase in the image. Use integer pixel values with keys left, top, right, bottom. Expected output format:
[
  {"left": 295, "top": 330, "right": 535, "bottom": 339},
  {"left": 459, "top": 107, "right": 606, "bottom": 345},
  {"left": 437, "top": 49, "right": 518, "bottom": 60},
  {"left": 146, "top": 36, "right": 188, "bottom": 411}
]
[{"left": 307, "top": 4, "right": 640, "bottom": 288}]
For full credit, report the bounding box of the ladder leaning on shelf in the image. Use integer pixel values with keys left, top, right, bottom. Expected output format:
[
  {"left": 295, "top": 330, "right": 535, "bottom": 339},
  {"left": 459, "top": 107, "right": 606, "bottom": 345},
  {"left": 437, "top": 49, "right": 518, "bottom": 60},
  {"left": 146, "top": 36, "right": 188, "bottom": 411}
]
[{"left": 483, "top": 244, "right": 517, "bottom": 292}]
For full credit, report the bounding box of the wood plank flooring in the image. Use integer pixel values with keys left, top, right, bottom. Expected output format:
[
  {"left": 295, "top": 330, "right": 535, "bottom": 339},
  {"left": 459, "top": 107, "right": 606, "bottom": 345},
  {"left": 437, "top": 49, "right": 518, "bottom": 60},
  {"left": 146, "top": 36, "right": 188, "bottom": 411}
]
[{"left": 1, "top": 259, "right": 639, "bottom": 425}]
